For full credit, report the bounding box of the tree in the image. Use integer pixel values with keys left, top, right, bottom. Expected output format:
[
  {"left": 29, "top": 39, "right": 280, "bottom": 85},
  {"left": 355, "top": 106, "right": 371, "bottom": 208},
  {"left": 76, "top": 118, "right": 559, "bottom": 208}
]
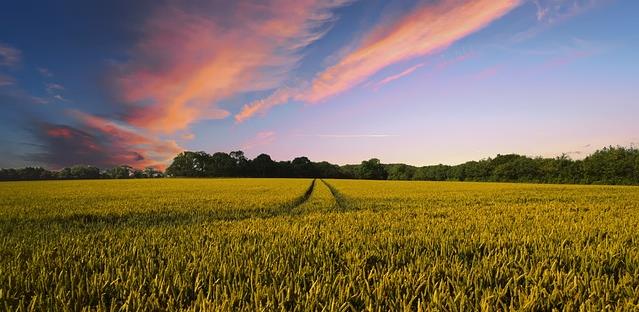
[
  {"left": 252, "top": 154, "right": 277, "bottom": 177},
  {"left": 275, "top": 161, "right": 293, "bottom": 178},
  {"left": 142, "top": 167, "right": 163, "bottom": 178},
  {"left": 492, "top": 156, "right": 540, "bottom": 182},
  {"left": 207, "top": 152, "right": 236, "bottom": 177},
  {"left": 339, "top": 165, "right": 359, "bottom": 179},
  {"left": 582, "top": 146, "right": 639, "bottom": 184},
  {"left": 58, "top": 165, "right": 101, "bottom": 179},
  {"left": 0, "top": 167, "right": 56, "bottom": 180},
  {"left": 106, "top": 165, "right": 134, "bottom": 179},
  {"left": 4, "top": 145, "right": 638, "bottom": 184},
  {"left": 386, "top": 164, "right": 416, "bottom": 180},
  {"left": 230, "top": 150, "right": 249, "bottom": 176},
  {"left": 315, "top": 161, "right": 343, "bottom": 178},
  {"left": 459, "top": 160, "right": 492, "bottom": 181},
  {"left": 165, "top": 151, "right": 211, "bottom": 177},
  {"left": 413, "top": 164, "right": 451, "bottom": 181},
  {"left": 359, "top": 158, "right": 387, "bottom": 180},
  {"left": 292, "top": 156, "right": 315, "bottom": 178}
]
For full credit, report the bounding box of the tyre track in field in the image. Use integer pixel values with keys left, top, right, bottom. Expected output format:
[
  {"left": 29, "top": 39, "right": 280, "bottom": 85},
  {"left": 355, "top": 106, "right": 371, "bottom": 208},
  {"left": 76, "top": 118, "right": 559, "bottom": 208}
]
[
  {"left": 12, "top": 179, "right": 319, "bottom": 230},
  {"left": 290, "top": 178, "right": 316, "bottom": 209},
  {"left": 12, "top": 179, "right": 321, "bottom": 230},
  {"left": 320, "top": 179, "right": 350, "bottom": 212}
]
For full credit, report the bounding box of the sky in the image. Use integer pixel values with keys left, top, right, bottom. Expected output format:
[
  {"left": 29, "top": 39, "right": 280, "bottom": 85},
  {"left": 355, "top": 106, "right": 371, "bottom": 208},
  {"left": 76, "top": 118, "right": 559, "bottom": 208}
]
[{"left": 1, "top": 0, "right": 638, "bottom": 169}]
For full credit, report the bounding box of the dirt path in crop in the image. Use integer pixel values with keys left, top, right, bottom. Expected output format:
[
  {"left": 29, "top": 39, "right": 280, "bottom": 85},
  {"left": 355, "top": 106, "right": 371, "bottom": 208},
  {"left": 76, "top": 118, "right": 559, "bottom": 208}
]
[
  {"left": 320, "top": 179, "right": 349, "bottom": 211},
  {"left": 291, "top": 178, "right": 316, "bottom": 208}
]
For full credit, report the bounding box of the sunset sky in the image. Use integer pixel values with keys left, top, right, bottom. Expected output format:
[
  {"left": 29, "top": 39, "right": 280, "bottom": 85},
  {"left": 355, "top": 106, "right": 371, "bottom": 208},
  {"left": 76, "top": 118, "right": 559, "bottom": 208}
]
[{"left": 1, "top": 0, "right": 637, "bottom": 169}]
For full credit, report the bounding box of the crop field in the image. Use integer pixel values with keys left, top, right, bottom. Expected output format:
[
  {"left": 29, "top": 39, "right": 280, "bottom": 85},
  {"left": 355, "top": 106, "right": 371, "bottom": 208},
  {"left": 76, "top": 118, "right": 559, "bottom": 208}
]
[{"left": 1, "top": 179, "right": 639, "bottom": 311}]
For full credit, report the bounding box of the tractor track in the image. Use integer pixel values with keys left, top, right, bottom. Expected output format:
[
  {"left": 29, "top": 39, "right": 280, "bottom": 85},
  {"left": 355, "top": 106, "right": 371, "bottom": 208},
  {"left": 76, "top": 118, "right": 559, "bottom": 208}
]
[
  {"left": 320, "top": 179, "right": 349, "bottom": 211},
  {"left": 290, "top": 178, "right": 316, "bottom": 208}
]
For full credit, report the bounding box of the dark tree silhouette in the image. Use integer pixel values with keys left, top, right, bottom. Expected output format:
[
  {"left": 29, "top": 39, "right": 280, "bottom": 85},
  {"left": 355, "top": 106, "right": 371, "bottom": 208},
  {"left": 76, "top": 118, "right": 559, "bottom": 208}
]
[
  {"left": 3, "top": 146, "right": 639, "bottom": 185},
  {"left": 359, "top": 158, "right": 388, "bottom": 180}
]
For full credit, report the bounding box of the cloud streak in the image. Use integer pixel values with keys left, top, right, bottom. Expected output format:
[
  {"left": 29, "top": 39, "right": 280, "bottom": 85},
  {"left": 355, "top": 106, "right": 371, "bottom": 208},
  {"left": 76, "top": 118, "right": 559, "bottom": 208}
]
[
  {"left": 0, "top": 74, "right": 15, "bottom": 86},
  {"left": 116, "top": 0, "right": 350, "bottom": 133},
  {"left": 313, "top": 134, "right": 398, "bottom": 138},
  {"left": 372, "top": 63, "right": 425, "bottom": 89},
  {"left": 305, "top": 0, "right": 519, "bottom": 102},
  {"left": 533, "top": 0, "right": 602, "bottom": 23},
  {"left": 0, "top": 43, "right": 21, "bottom": 67},
  {"left": 237, "top": 0, "right": 520, "bottom": 122},
  {"left": 45, "top": 83, "right": 64, "bottom": 93},
  {"left": 242, "top": 131, "right": 276, "bottom": 150},
  {"left": 235, "top": 86, "right": 303, "bottom": 122}
]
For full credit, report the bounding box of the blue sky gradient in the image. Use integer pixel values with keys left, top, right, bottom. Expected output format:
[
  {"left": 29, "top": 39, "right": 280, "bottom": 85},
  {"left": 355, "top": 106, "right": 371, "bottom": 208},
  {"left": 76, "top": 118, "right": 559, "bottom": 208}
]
[{"left": 1, "top": 0, "right": 637, "bottom": 169}]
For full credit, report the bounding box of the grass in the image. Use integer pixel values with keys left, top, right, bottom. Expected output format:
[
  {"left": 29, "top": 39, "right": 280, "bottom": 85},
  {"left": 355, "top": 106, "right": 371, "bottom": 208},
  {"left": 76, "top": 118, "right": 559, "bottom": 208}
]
[{"left": 1, "top": 178, "right": 638, "bottom": 310}]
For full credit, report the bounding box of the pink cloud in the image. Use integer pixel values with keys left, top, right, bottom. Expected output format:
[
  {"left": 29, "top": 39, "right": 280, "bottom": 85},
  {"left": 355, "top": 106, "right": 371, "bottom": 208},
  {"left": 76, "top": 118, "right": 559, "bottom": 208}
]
[
  {"left": 540, "top": 50, "right": 593, "bottom": 70},
  {"left": 46, "top": 127, "right": 73, "bottom": 139},
  {"left": 237, "top": 0, "right": 520, "bottom": 122},
  {"left": 470, "top": 64, "right": 502, "bottom": 81},
  {"left": 303, "top": 0, "right": 519, "bottom": 103},
  {"left": 526, "top": 41, "right": 600, "bottom": 76},
  {"left": 434, "top": 51, "right": 476, "bottom": 71},
  {"left": 235, "top": 86, "right": 302, "bottom": 123},
  {"left": 67, "top": 110, "right": 183, "bottom": 169},
  {"left": 116, "top": 1, "right": 350, "bottom": 133},
  {"left": 372, "top": 63, "right": 425, "bottom": 90},
  {"left": 242, "top": 131, "right": 276, "bottom": 150}
]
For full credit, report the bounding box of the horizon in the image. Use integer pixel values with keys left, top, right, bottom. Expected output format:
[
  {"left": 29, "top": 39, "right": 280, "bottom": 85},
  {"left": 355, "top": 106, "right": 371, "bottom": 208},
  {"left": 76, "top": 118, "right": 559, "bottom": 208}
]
[
  {"left": 2, "top": 143, "right": 634, "bottom": 171},
  {"left": 1, "top": 0, "right": 638, "bottom": 170}
]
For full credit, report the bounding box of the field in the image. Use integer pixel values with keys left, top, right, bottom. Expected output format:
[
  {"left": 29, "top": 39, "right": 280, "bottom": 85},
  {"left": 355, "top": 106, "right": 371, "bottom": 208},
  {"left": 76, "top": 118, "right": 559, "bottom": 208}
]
[{"left": 1, "top": 179, "right": 639, "bottom": 311}]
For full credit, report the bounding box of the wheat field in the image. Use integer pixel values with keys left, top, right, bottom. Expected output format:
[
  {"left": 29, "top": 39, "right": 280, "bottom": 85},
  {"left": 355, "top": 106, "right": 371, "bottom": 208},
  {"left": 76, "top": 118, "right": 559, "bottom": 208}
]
[{"left": 1, "top": 179, "right": 638, "bottom": 311}]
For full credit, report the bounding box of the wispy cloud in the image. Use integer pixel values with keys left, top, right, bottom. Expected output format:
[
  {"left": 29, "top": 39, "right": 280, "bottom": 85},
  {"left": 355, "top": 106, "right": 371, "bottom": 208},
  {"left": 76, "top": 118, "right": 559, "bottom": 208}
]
[
  {"left": 52, "top": 94, "right": 70, "bottom": 102},
  {"left": 237, "top": 0, "right": 520, "bottom": 122},
  {"left": 470, "top": 64, "right": 502, "bottom": 81},
  {"left": 0, "top": 74, "right": 15, "bottom": 86},
  {"left": 318, "top": 134, "right": 398, "bottom": 138},
  {"left": 45, "top": 83, "right": 64, "bottom": 93},
  {"left": 235, "top": 86, "right": 302, "bottom": 122},
  {"left": 38, "top": 67, "right": 53, "bottom": 77},
  {"left": 512, "top": 0, "right": 605, "bottom": 42},
  {"left": 242, "top": 131, "right": 276, "bottom": 150},
  {"left": 0, "top": 43, "right": 21, "bottom": 67},
  {"left": 0, "top": 43, "right": 21, "bottom": 89},
  {"left": 0, "top": 81, "right": 49, "bottom": 105},
  {"left": 372, "top": 63, "right": 425, "bottom": 89},
  {"left": 304, "top": 0, "right": 519, "bottom": 103},
  {"left": 46, "top": 83, "right": 70, "bottom": 102},
  {"left": 533, "top": 0, "right": 602, "bottom": 24},
  {"left": 298, "top": 134, "right": 399, "bottom": 138},
  {"left": 30, "top": 96, "right": 49, "bottom": 105},
  {"left": 529, "top": 37, "right": 605, "bottom": 75},
  {"left": 116, "top": 0, "right": 350, "bottom": 133}
]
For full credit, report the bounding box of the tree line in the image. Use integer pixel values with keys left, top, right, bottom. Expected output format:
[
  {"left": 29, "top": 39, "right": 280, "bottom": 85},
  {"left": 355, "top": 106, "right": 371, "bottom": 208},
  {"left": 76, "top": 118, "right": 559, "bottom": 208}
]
[
  {"left": 383, "top": 146, "right": 639, "bottom": 185},
  {"left": 165, "top": 151, "right": 344, "bottom": 179},
  {"left": 2, "top": 146, "right": 639, "bottom": 185},
  {"left": 0, "top": 165, "right": 163, "bottom": 180}
]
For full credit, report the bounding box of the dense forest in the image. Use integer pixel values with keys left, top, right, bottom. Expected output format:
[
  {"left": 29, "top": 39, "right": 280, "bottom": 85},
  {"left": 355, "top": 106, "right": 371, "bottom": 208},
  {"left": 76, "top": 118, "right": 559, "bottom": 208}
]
[{"left": 2, "top": 146, "right": 639, "bottom": 185}]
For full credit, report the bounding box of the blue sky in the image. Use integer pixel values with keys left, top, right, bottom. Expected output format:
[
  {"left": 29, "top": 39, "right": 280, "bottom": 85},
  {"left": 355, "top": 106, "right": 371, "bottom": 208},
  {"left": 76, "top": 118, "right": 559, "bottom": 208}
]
[{"left": 1, "top": 0, "right": 638, "bottom": 169}]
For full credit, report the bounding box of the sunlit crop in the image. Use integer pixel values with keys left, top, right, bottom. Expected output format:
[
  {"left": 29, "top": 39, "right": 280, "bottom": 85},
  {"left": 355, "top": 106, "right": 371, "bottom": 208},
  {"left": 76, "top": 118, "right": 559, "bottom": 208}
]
[{"left": 1, "top": 179, "right": 638, "bottom": 310}]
